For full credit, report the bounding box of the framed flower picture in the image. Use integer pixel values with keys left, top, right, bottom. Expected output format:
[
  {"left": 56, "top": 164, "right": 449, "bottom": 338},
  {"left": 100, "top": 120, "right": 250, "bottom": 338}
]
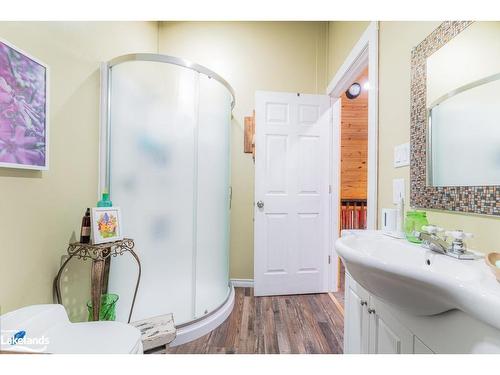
[
  {"left": 0, "top": 38, "right": 49, "bottom": 170},
  {"left": 91, "top": 207, "right": 123, "bottom": 244}
]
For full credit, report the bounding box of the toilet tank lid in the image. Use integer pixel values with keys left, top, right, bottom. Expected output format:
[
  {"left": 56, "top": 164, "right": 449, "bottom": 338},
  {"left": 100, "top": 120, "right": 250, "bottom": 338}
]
[{"left": 0, "top": 304, "right": 70, "bottom": 332}]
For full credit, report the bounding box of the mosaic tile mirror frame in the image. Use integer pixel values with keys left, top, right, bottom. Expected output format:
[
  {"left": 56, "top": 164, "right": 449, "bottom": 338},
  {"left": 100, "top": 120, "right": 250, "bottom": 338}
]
[{"left": 410, "top": 21, "right": 499, "bottom": 216}]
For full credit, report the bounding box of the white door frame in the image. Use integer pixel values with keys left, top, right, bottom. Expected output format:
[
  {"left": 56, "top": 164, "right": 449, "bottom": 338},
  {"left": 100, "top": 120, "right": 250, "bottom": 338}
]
[{"left": 326, "top": 21, "right": 379, "bottom": 291}]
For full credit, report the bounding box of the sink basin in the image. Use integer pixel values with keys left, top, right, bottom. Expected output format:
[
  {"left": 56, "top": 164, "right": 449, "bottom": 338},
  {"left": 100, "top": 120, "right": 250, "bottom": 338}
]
[{"left": 335, "top": 230, "right": 500, "bottom": 330}]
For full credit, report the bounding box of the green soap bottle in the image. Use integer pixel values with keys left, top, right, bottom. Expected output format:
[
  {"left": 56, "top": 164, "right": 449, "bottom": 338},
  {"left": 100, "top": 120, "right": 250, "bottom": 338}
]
[{"left": 97, "top": 190, "right": 113, "bottom": 207}]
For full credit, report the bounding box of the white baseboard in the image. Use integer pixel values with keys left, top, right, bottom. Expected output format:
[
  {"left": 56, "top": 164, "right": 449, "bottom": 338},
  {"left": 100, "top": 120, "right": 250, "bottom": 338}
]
[{"left": 230, "top": 278, "right": 254, "bottom": 288}]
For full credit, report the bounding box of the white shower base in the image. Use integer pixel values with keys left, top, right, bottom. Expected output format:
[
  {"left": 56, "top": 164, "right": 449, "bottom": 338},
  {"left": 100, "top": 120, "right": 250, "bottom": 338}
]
[{"left": 169, "top": 284, "right": 235, "bottom": 346}]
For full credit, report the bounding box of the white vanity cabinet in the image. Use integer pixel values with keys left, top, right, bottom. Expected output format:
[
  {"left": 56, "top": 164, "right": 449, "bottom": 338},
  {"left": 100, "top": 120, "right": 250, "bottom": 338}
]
[
  {"left": 344, "top": 272, "right": 370, "bottom": 353},
  {"left": 368, "top": 294, "right": 415, "bottom": 354},
  {"left": 338, "top": 231, "right": 500, "bottom": 353},
  {"left": 345, "top": 273, "right": 433, "bottom": 354}
]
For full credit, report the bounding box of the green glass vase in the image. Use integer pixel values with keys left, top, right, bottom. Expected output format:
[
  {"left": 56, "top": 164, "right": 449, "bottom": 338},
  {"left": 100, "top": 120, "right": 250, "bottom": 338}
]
[
  {"left": 87, "top": 293, "right": 119, "bottom": 321},
  {"left": 404, "top": 211, "right": 428, "bottom": 243}
]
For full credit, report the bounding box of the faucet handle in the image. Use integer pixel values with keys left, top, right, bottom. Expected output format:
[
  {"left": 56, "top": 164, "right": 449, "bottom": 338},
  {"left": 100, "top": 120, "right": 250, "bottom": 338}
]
[
  {"left": 445, "top": 230, "right": 473, "bottom": 255},
  {"left": 445, "top": 230, "right": 473, "bottom": 241},
  {"left": 421, "top": 225, "right": 444, "bottom": 235}
]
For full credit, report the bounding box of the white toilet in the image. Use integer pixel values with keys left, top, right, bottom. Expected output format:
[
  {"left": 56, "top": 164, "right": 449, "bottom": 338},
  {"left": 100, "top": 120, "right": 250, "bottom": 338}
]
[{"left": 0, "top": 304, "right": 143, "bottom": 354}]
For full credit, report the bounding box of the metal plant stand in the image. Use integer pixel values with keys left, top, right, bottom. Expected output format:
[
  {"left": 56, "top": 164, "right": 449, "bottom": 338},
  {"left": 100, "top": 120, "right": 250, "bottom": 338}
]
[{"left": 54, "top": 238, "right": 141, "bottom": 323}]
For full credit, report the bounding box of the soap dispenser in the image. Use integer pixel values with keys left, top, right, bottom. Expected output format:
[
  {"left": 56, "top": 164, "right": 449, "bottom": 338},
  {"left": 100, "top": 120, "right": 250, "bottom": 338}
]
[{"left": 396, "top": 196, "right": 405, "bottom": 233}]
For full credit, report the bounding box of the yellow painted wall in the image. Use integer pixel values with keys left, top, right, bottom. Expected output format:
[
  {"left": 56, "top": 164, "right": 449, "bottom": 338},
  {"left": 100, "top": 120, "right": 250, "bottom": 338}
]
[
  {"left": 158, "top": 22, "right": 328, "bottom": 279},
  {"left": 327, "top": 21, "right": 370, "bottom": 82},
  {"left": 0, "top": 21, "right": 328, "bottom": 316},
  {"left": 328, "top": 21, "right": 500, "bottom": 254},
  {"left": 0, "top": 22, "right": 158, "bottom": 319}
]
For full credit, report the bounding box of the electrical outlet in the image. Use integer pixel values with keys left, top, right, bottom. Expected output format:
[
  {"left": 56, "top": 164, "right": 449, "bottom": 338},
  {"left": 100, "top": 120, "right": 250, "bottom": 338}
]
[{"left": 393, "top": 178, "right": 405, "bottom": 204}]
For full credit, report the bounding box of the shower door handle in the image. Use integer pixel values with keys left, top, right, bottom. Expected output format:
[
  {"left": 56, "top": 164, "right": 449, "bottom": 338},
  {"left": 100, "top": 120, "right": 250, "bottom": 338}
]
[{"left": 256, "top": 200, "right": 264, "bottom": 209}]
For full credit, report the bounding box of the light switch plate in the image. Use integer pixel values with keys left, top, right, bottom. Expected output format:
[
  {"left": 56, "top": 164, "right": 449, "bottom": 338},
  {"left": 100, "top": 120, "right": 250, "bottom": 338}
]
[
  {"left": 393, "top": 178, "right": 405, "bottom": 204},
  {"left": 394, "top": 142, "right": 410, "bottom": 168},
  {"left": 401, "top": 142, "right": 410, "bottom": 166}
]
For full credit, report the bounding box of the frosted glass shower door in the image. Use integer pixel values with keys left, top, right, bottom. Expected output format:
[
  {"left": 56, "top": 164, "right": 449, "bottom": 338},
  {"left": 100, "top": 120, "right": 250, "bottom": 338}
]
[
  {"left": 195, "top": 76, "right": 231, "bottom": 318},
  {"left": 107, "top": 61, "right": 198, "bottom": 324},
  {"left": 104, "top": 55, "right": 233, "bottom": 328}
]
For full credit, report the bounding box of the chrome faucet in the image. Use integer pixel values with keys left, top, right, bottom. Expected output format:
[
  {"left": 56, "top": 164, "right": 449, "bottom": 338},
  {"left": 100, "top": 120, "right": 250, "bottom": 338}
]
[{"left": 417, "top": 225, "right": 478, "bottom": 260}]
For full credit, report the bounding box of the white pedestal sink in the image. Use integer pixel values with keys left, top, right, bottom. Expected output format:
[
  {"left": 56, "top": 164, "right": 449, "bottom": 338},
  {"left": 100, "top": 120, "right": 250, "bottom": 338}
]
[{"left": 335, "top": 230, "right": 500, "bottom": 330}]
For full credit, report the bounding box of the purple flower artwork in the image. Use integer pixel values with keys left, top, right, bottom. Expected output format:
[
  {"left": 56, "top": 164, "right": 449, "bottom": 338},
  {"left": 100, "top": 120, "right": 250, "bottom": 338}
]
[{"left": 0, "top": 40, "right": 47, "bottom": 169}]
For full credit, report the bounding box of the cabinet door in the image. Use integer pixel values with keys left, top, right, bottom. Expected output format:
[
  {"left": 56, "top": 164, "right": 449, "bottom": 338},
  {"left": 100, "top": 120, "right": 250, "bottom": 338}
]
[
  {"left": 368, "top": 296, "right": 414, "bottom": 354},
  {"left": 344, "top": 273, "right": 370, "bottom": 354},
  {"left": 414, "top": 336, "right": 434, "bottom": 354}
]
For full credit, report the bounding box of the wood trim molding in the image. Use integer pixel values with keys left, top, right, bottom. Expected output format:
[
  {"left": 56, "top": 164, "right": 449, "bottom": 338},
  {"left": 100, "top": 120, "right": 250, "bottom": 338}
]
[
  {"left": 326, "top": 22, "right": 374, "bottom": 97},
  {"left": 328, "top": 292, "right": 345, "bottom": 317},
  {"left": 326, "top": 21, "right": 379, "bottom": 293},
  {"left": 326, "top": 21, "right": 379, "bottom": 231}
]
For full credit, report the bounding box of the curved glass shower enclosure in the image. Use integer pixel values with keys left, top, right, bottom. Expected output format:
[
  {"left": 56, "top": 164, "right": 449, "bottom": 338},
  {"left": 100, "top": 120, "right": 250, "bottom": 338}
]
[{"left": 101, "top": 54, "right": 234, "bottom": 325}]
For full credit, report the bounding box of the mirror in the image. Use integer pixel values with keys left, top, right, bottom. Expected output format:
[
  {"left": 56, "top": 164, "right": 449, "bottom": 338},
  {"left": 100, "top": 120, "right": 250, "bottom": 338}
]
[
  {"left": 410, "top": 21, "right": 499, "bottom": 216},
  {"left": 426, "top": 22, "right": 500, "bottom": 187}
]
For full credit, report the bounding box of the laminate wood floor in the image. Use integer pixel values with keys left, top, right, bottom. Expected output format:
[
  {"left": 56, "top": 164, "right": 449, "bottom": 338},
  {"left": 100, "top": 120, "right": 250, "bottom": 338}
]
[{"left": 162, "top": 287, "right": 344, "bottom": 354}]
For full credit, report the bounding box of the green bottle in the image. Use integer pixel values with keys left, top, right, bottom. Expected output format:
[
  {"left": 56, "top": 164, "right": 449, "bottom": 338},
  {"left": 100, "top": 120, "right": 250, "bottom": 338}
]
[
  {"left": 404, "top": 211, "right": 428, "bottom": 243},
  {"left": 97, "top": 190, "right": 113, "bottom": 207}
]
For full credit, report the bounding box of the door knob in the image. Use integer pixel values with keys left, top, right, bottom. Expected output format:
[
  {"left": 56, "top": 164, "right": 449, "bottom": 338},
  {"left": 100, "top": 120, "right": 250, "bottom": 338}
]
[
  {"left": 256, "top": 200, "right": 264, "bottom": 209},
  {"left": 360, "top": 301, "right": 368, "bottom": 306},
  {"left": 368, "top": 308, "right": 376, "bottom": 314}
]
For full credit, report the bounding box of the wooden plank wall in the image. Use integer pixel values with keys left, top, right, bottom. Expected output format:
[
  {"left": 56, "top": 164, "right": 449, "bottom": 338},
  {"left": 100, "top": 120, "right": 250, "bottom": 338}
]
[{"left": 340, "top": 68, "right": 368, "bottom": 200}]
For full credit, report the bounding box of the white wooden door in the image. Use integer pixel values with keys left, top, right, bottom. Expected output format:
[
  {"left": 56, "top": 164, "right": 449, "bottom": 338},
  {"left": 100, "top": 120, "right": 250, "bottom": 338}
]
[{"left": 254, "top": 91, "right": 331, "bottom": 296}]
